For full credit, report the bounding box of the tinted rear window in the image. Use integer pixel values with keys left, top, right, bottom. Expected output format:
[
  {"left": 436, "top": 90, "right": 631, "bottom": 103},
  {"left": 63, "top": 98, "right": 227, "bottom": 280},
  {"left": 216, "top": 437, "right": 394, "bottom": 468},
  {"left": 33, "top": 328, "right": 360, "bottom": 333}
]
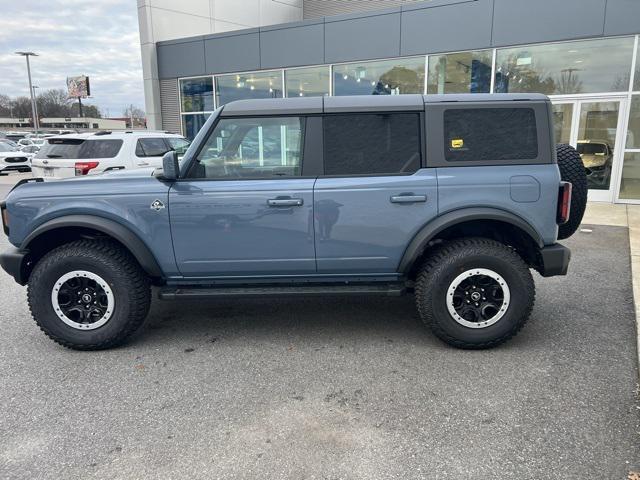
[
  {"left": 443, "top": 108, "right": 538, "bottom": 162},
  {"left": 323, "top": 113, "right": 421, "bottom": 175},
  {"left": 36, "top": 139, "right": 123, "bottom": 159}
]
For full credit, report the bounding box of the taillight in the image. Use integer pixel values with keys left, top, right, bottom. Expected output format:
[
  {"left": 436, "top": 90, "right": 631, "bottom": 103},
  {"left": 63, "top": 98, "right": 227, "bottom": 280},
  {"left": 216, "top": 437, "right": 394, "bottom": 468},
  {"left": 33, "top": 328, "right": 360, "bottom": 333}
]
[
  {"left": 75, "top": 161, "right": 99, "bottom": 176},
  {"left": 557, "top": 181, "right": 572, "bottom": 224},
  {"left": 1, "top": 202, "right": 9, "bottom": 236}
]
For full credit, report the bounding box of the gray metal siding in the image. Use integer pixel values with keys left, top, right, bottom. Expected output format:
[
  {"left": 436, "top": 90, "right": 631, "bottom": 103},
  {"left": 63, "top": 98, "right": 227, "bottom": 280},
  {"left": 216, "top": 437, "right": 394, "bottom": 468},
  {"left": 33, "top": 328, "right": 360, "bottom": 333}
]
[
  {"left": 324, "top": 11, "right": 401, "bottom": 63},
  {"left": 260, "top": 21, "right": 325, "bottom": 69},
  {"left": 157, "top": 40, "right": 206, "bottom": 79},
  {"left": 401, "top": 0, "right": 493, "bottom": 56},
  {"left": 604, "top": 0, "right": 640, "bottom": 36},
  {"left": 491, "top": 0, "right": 607, "bottom": 46},
  {"left": 303, "top": 0, "right": 420, "bottom": 18},
  {"left": 156, "top": 0, "right": 640, "bottom": 80},
  {"left": 160, "top": 79, "right": 181, "bottom": 134},
  {"left": 204, "top": 32, "right": 261, "bottom": 74}
]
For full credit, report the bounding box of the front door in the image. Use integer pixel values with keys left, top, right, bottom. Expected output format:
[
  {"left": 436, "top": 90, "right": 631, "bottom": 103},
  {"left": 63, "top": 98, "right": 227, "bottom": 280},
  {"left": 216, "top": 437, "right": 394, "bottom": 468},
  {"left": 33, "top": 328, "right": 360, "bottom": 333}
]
[
  {"left": 169, "top": 115, "right": 316, "bottom": 277},
  {"left": 551, "top": 97, "right": 627, "bottom": 202}
]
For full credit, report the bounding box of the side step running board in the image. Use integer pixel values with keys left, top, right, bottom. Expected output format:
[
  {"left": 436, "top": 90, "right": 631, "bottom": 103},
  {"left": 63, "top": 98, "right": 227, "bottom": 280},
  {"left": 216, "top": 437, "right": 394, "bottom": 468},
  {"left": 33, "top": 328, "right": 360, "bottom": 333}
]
[{"left": 159, "top": 284, "right": 406, "bottom": 300}]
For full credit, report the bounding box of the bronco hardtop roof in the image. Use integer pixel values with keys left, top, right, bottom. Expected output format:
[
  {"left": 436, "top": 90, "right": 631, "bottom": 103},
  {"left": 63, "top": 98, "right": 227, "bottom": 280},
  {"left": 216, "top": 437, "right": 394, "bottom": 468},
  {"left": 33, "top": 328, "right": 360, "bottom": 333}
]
[{"left": 220, "top": 93, "right": 549, "bottom": 116}]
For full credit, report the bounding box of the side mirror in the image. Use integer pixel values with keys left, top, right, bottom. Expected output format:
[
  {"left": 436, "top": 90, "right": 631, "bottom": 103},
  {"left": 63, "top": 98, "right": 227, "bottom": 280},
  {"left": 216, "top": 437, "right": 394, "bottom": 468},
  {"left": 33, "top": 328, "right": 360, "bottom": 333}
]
[{"left": 161, "top": 150, "right": 180, "bottom": 180}]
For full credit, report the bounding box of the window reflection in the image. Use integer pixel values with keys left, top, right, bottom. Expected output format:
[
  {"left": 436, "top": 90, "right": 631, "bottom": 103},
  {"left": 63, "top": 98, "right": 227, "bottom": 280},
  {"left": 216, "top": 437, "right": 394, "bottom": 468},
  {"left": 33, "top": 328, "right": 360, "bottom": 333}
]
[
  {"left": 620, "top": 153, "right": 640, "bottom": 200},
  {"left": 182, "top": 113, "right": 210, "bottom": 141},
  {"left": 333, "top": 57, "right": 425, "bottom": 96},
  {"left": 427, "top": 50, "right": 492, "bottom": 94},
  {"left": 180, "top": 77, "right": 214, "bottom": 112},
  {"left": 285, "top": 66, "right": 330, "bottom": 97},
  {"left": 495, "top": 37, "right": 634, "bottom": 95},
  {"left": 552, "top": 103, "right": 573, "bottom": 144},
  {"left": 215, "top": 71, "right": 283, "bottom": 106},
  {"left": 627, "top": 95, "right": 640, "bottom": 149}
]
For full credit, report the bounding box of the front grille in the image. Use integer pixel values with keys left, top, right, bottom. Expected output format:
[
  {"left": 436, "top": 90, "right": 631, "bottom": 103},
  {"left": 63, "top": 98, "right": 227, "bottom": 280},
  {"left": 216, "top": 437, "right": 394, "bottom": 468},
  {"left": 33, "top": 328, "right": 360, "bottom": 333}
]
[{"left": 4, "top": 157, "right": 28, "bottom": 163}]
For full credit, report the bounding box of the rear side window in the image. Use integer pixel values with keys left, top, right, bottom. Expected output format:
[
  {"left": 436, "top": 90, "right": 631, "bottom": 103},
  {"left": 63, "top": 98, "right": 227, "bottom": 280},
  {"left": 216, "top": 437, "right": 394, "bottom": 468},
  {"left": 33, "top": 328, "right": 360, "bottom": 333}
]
[
  {"left": 36, "top": 139, "right": 123, "bottom": 159},
  {"left": 443, "top": 108, "right": 538, "bottom": 162},
  {"left": 323, "top": 113, "right": 421, "bottom": 176},
  {"left": 136, "top": 138, "right": 170, "bottom": 157}
]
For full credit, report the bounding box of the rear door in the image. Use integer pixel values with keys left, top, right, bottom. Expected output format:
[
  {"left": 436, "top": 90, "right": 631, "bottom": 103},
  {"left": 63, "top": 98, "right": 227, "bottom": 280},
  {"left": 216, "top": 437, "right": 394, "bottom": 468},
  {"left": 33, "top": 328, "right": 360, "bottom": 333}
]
[
  {"left": 313, "top": 109, "right": 438, "bottom": 273},
  {"left": 169, "top": 114, "right": 317, "bottom": 277}
]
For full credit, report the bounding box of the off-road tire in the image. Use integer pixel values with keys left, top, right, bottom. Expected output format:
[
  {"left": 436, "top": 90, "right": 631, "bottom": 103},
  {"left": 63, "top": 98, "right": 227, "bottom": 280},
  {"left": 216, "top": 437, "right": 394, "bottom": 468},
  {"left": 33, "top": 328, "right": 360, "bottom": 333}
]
[
  {"left": 27, "top": 239, "right": 151, "bottom": 350},
  {"left": 556, "top": 143, "right": 587, "bottom": 240},
  {"left": 415, "top": 238, "right": 535, "bottom": 349}
]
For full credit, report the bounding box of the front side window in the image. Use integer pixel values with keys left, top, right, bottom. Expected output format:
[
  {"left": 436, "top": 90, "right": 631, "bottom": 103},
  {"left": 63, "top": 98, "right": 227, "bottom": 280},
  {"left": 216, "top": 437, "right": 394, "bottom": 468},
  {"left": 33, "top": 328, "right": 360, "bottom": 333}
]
[
  {"left": 323, "top": 113, "right": 421, "bottom": 175},
  {"left": 189, "top": 116, "right": 303, "bottom": 179},
  {"left": 166, "top": 137, "right": 191, "bottom": 156},
  {"left": 443, "top": 108, "right": 538, "bottom": 162},
  {"left": 135, "top": 138, "right": 170, "bottom": 157}
]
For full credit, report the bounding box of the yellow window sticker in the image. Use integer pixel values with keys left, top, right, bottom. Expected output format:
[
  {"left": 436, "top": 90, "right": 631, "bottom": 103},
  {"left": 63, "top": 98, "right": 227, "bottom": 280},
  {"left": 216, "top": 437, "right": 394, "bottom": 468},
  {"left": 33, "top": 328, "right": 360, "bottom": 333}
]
[{"left": 451, "top": 139, "right": 464, "bottom": 149}]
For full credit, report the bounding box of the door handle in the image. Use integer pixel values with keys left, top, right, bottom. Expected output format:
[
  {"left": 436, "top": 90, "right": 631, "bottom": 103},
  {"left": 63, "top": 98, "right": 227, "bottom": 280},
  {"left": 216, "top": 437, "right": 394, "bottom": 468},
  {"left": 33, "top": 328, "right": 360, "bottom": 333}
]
[
  {"left": 267, "top": 198, "right": 304, "bottom": 207},
  {"left": 137, "top": 161, "right": 149, "bottom": 166},
  {"left": 390, "top": 194, "right": 427, "bottom": 204}
]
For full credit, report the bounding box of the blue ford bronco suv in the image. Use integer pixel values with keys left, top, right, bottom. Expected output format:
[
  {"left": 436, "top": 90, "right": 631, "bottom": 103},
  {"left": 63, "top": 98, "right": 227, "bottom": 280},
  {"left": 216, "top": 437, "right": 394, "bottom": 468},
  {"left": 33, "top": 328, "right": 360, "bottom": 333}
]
[{"left": 0, "top": 94, "right": 587, "bottom": 350}]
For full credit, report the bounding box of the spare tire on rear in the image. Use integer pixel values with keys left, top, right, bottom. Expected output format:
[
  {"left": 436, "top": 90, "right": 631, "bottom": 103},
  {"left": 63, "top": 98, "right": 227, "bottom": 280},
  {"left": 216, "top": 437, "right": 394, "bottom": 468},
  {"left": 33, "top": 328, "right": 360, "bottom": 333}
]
[{"left": 556, "top": 144, "right": 587, "bottom": 240}]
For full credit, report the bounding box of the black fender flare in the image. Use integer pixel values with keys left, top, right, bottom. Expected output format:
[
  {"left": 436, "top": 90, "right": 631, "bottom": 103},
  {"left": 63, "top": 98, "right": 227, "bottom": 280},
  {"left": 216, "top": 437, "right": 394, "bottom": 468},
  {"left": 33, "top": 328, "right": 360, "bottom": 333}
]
[
  {"left": 397, "top": 207, "right": 544, "bottom": 273},
  {"left": 23, "top": 215, "right": 163, "bottom": 278}
]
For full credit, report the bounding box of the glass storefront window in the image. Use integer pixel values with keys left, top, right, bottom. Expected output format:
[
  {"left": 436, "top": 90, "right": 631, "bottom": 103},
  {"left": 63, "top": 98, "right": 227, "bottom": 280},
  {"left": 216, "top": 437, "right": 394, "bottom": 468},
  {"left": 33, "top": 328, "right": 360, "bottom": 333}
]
[
  {"left": 285, "top": 66, "right": 330, "bottom": 97},
  {"left": 576, "top": 101, "right": 620, "bottom": 191},
  {"left": 333, "top": 57, "right": 425, "bottom": 96},
  {"left": 215, "top": 71, "right": 283, "bottom": 106},
  {"left": 180, "top": 77, "right": 214, "bottom": 112},
  {"left": 182, "top": 113, "right": 210, "bottom": 140},
  {"left": 495, "top": 37, "right": 635, "bottom": 95},
  {"left": 552, "top": 103, "right": 573, "bottom": 144},
  {"left": 620, "top": 153, "right": 640, "bottom": 200},
  {"left": 427, "top": 50, "right": 492, "bottom": 94},
  {"left": 627, "top": 95, "right": 640, "bottom": 149}
]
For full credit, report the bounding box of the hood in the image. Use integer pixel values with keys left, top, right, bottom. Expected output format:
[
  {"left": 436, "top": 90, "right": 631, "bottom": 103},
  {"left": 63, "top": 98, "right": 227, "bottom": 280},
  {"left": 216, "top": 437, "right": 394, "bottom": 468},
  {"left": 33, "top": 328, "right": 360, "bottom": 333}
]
[{"left": 580, "top": 154, "right": 608, "bottom": 168}]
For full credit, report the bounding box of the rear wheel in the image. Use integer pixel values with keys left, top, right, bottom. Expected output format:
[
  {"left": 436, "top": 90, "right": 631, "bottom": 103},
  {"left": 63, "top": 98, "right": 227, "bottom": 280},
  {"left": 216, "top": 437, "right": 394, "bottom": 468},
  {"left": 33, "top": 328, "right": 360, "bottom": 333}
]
[
  {"left": 415, "top": 238, "right": 535, "bottom": 349},
  {"left": 27, "top": 239, "right": 151, "bottom": 350}
]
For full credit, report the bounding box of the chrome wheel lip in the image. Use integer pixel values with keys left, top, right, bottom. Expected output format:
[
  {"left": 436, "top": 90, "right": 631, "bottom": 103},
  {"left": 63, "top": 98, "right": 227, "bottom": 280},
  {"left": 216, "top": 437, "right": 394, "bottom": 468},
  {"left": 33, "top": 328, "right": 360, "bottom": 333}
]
[
  {"left": 446, "top": 268, "right": 510, "bottom": 329},
  {"left": 51, "top": 270, "right": 114, "bottom": 331}
]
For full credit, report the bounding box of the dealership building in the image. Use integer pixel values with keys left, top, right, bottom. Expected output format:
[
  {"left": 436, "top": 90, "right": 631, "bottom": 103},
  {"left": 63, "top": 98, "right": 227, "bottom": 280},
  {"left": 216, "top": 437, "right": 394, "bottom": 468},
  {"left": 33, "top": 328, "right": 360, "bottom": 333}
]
[{"left": 137, "top": 0, "right": 640, "bottom": 203}]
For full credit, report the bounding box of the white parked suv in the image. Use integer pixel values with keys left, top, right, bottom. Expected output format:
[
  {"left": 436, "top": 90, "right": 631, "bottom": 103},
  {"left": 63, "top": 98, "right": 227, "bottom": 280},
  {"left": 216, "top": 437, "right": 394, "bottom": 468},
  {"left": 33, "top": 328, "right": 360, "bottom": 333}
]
[
  {"left": 30, "top": 131, "right": 190, "bottom": 179},
  {"left": 0, "top": 140, "right": 34, "bottom": 175}
]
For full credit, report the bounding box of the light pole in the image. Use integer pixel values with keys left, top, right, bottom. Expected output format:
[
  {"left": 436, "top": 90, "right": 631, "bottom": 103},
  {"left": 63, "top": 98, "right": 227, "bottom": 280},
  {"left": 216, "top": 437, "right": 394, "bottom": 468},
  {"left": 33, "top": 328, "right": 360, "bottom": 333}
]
[
  {"left": 15, "top": 51, "right": 39, "bottom": 132},
  {"left": 32, "top": 86, "right": 39, "bottom": 132}
]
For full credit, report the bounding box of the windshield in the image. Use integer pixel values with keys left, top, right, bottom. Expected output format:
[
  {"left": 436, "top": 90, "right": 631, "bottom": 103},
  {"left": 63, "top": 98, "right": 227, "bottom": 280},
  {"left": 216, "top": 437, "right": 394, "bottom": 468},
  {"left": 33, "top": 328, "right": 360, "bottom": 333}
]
[
  {"left": 0, "top": 141, "right": 17, "bottom": 152},
  {"left": 36, "top": 138, "right": 123, "bottom": 159},
  {"left": 577, "top": 143, "right": 608, "bottom": 155}
]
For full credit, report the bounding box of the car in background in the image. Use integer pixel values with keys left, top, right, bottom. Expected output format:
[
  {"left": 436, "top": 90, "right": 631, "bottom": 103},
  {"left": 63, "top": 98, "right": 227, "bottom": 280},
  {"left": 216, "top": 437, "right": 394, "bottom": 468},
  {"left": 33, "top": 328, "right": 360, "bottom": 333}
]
[
  {"left": 0, "top": 140, "right": 33, "bottom": 175},
  {"left": 18, "top": 138, "right": 46, "bottom": 149},
  {"left": 30, "top": 131, "right": 190, "bottom": 179},
  {"left": 576, "top": 139, "right": 613, "bottom": 188}
]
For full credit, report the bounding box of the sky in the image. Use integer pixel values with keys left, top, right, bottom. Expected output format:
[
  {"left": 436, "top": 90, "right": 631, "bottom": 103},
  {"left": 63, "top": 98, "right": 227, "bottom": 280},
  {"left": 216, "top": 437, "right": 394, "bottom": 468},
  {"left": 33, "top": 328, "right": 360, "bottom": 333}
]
[{"left": 0, "top": 0, "right": 144, "bottom": 117}]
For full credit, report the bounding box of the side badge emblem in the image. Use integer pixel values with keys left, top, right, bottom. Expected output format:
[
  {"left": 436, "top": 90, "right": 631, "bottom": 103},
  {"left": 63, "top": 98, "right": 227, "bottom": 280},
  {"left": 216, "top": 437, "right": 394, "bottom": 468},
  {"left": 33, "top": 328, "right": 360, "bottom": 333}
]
[{"left": 150, "top": 199, "right": 165, "bottom": 211}]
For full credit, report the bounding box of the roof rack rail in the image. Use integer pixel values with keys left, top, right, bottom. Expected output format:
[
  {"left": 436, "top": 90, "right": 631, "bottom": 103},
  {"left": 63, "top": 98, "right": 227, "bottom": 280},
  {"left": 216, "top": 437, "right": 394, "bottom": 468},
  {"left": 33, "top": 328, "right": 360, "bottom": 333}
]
[{"left": 93, "top": 130, "right": 112, "bottom": 136}]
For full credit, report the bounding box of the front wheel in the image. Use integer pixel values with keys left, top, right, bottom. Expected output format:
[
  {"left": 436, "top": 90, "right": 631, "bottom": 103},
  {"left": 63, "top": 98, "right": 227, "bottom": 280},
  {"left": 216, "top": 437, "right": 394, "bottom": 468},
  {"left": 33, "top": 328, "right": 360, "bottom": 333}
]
[
  {"left": 415, "top": 238, "right": 535, "bottom": 349},
  {"left": 27, "top": 239, "right": 151, "bottom": 350}
]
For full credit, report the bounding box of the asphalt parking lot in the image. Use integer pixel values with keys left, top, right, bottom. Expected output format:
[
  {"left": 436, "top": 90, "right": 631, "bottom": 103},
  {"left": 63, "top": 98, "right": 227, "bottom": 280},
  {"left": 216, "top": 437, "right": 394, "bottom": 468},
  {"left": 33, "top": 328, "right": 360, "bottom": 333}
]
[{"left": 0, "top": 175, "right": 639, "bottom": 479}]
